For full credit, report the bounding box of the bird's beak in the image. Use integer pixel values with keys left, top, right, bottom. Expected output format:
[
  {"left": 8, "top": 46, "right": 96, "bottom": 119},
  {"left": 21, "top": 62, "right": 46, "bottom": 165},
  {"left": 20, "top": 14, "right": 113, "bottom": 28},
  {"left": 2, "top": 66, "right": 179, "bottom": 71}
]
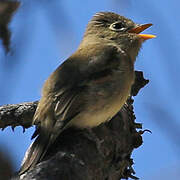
[{"left": 128, "top": 23, "right": 156, "bottom": 40}]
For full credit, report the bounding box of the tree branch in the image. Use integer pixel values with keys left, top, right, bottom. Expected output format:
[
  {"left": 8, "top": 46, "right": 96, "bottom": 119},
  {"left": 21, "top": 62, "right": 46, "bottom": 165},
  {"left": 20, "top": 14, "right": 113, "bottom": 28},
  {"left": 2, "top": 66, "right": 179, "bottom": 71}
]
[{"left": 0, "top": 101, "right": 38, "bottom": 131}]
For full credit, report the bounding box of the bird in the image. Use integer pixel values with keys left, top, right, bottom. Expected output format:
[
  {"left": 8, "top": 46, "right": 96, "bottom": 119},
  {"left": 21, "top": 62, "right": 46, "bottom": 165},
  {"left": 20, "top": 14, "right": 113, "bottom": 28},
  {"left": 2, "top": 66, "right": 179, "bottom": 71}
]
[{"left": 19, "top": 12, "right": 155, "bottom": 174}]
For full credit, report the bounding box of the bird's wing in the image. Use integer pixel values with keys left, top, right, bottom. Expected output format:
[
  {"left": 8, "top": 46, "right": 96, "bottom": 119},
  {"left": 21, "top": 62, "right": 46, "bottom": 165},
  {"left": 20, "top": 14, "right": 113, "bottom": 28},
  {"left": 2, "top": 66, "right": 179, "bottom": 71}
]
[{"left": 19, "top": 58, "right": 85, "bottom": 174}]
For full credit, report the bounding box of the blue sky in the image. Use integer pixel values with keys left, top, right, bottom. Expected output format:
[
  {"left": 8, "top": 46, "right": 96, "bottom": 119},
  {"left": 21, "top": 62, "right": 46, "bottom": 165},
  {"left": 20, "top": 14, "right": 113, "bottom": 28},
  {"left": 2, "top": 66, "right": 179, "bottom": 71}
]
[{"left": 0, "top": 0, "right": 180, "bottom": 179}]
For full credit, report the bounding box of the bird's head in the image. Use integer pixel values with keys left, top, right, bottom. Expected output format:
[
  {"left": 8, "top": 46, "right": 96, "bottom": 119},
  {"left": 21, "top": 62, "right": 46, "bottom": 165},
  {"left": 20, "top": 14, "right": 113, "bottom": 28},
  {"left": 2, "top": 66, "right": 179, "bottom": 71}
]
[{"left": 82, "top": 12, "right": 156, "bottom": 62}]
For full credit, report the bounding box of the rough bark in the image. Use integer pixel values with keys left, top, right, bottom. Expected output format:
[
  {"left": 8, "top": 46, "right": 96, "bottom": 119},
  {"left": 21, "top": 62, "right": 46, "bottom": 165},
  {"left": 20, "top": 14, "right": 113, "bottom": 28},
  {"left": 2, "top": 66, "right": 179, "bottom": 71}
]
[
  {"left": 0, "top": 101, "right": 38, "bottom": 131},
  {"left": 0, "top": 71, "right": 149, "bottom": 180}
]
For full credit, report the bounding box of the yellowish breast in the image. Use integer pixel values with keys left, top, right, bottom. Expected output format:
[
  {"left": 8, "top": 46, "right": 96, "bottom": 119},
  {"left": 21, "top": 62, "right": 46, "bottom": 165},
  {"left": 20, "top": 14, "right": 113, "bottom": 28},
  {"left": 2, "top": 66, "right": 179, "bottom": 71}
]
[{"left": 70, "top": 70, "right": 134, "bottom": 128}]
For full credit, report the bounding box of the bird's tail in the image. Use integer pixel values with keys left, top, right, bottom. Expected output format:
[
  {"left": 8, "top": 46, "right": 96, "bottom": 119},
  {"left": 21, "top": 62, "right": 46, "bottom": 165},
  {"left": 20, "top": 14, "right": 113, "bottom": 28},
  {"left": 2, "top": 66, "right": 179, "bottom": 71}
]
[{"left": 19, "top": 131, "right": 50, "bottom": 175}]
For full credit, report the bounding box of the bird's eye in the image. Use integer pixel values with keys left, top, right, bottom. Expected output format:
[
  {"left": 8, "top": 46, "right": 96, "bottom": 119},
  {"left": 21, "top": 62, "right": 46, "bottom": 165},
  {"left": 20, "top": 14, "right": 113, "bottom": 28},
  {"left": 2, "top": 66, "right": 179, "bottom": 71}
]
[{"left": 109, "top": 22, "right": 125, "bottom": 31}]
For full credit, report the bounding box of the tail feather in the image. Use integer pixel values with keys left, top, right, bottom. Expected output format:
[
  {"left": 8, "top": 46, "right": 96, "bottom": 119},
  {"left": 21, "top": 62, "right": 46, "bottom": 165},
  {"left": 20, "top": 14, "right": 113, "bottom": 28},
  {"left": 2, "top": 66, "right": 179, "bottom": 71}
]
[{"left": 19, "top": 133, "right": 50, "bottom": 175}]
